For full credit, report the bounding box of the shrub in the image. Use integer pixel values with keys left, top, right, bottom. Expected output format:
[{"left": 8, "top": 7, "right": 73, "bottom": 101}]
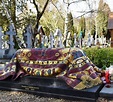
[{"left": 83, "top": 47, "right": 113, "bottom": 69}]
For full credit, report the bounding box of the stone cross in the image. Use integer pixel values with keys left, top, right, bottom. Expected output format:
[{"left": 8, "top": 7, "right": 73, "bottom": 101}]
[
  {"left": 66, "top": 32, "right": 71, "bottom": 47},
  {"left": 5, "top": 24, "right": 16, "bottom": 58},
  {"left": 54, "top": 29, "right": 64, "bottom": 48},
  {"left": 74, "top": 33, "right": 77, "bottom": 47},
  {"left": 41, "top": 35, "right": 48, "bottom": 48},
  {"left": 87, "top": 33, "right": 91, "bottom": 47},
  {"left": 79, "top": 31, "right": 83, "bottom": 48},
  {"left": 49, "top": 32, "right": 54, "bottom": 48},
  {"left": 24, "top": 25, "right": 32, "bottom": 48}
]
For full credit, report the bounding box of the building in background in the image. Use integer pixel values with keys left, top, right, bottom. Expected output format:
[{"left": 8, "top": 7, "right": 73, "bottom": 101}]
[{"left": 107, "top": 12, "right": 113, "bottom": 47}]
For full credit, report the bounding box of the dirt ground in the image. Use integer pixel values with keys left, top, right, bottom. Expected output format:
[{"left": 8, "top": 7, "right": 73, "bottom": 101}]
[{"left": 0, "top": 90, "right": 112, "bottom": 102}]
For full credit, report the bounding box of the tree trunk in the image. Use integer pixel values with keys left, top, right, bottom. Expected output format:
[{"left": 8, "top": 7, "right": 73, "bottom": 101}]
[{"left": 33, "top": 0, "right": 50, "bottom": 47}]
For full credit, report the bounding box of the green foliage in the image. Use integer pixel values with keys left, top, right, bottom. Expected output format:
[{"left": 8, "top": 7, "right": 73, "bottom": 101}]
[
  {"left": 79, "top": 16, "right": 86, "bottom": 38},
  {"left": 96, "top": 0, "right": 110, "bottom": 37},
  {"left": 83, "top": 48, "right": 113, "bottom": 69},
  {"left": 67, "top": 12, "right": 74, "bottom": 35},
  {"left": 40, "top": 1, "right": 64, "bottom": 34}
]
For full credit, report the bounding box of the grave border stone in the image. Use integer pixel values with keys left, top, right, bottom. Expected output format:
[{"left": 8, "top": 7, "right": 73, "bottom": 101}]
[{"left": 0, "top": 76, "right": 104, "bottom": 102}]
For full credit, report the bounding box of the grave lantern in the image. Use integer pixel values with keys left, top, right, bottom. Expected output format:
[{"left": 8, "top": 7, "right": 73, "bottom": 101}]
[{"left": 107, "top": 12, "right": 113, "bottom": 47}]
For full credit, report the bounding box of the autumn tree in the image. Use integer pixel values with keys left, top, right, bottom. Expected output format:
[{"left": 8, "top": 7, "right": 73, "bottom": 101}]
[
  {"left": 0, "top": 0, "right": 51, "bottom": 48},
  {"left": 0, "top": 0, "right": 16, "bottom": 30},
  {"left": 40, "top": 0, "right": 65, "bottom": 36},
  {"left": 67, "top": 12, "right": 74, "bottom": 35},
  {"left": 96, "top": 0, "right": 111, "bottom": 37}
]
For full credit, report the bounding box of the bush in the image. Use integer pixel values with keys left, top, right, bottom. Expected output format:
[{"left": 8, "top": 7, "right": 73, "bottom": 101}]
[{"left": 83, "top": 47, "right": 113, "bottom": 69}]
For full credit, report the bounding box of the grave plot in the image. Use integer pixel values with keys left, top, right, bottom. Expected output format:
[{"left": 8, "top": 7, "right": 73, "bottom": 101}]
[
  {"left": 100, "top": 83, "right": 113, "bottom": 99},
  {"left": 0, "top": 76, "right": 104, "bottom": 102}
]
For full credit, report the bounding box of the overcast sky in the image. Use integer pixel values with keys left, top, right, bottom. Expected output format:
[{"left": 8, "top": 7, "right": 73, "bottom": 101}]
[
  {"left": 68, "top": 0, "right": 113, "bottom": 17},
  {"left": 25, "top": 0, "right": 113, "bottom": 18},
  {"left": 105, "top": 0, "right": 113, "bottom": 11}
]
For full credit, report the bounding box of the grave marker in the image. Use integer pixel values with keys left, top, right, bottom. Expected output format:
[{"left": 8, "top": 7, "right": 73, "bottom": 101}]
[
  {"left": 0, "top": 27, "right": 5, "bottom": 58},
  {"left": 24, "top": 25, "right": 33, "bottom": 48},
  {"left": 5, "top": 25, "right": 16, "bottom": 58}
]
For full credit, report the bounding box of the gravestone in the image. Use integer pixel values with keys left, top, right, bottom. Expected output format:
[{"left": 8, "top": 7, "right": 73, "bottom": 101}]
[
  {"left": 49, "top": 32, "right": 54, "bottom": 48},
  {"left": 44, "top": 35, "right": 48, "bottom": 48},
  {"left": 54, "top": 29, "right": 64, "bottom": 48},
  {"left": 24, "top": 25, "right": 33, "bottom": 48},
  {"left": 100, "top": 83, "right": 113, "bottom": 99},
  {"left": 94, "top": 34, "right": 97, "bottom": 45},
  {"left": 5, "top": 25, "right": 16, "bottom": 58},
  {"left": 0, "top": 27, "right": 5, "bottom": 58},
  {"left": 79, "top": 31, "right": 83, "bottom": 48},
  {"left": 40, "top": 35, "right": 47, "bottom": 48},
  {"left": 74, "top": 33, "right": 77, "bottom": 47},
  {"left": 66, "top": 32, "right": 71, "bottom": 47},
  {"left": 87, "top": 33, "right": 91, "bottom": 47},
  {"left": 32, "top": 25, "right": 46, "bottom": 48}
]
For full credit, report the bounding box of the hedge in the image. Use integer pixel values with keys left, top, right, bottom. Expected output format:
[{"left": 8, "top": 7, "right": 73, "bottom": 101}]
[{"left": 83, "top": 47, "right": 113, "bottom": 69}]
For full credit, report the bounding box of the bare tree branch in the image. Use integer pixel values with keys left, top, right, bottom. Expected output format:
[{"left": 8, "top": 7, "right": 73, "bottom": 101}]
[
  {"left": 76, "top": 10, "right": 95, "bottom": 18},
  {"left": 40, "top": 0, "right": 50, "bottom": 18},
  {"left": 50, "top": 0, "right": 64, "bottom": 20},
  {"left": 33, "top": 0, "right": 39, "bottom": 14},
  {"left": 32, "top": 0, "right": 50, "bottom": 47},
  {"left": 85, "top": 0, "right": 92, "bottom": 10},
  {"left": 33, "top": 0, "right": 50, "bottom": 27},
  {"left": 63, "top": 0, "right": 86, "bottom": 6}
]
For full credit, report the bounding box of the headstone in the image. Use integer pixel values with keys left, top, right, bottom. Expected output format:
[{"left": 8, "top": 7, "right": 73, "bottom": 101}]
[
  {"left": 100, "top": 83, "right": 113, "bottom": 99},
  {"left": 91, "top": 35, "right": 94, "bottom": 46},
  {"left": 2, "top": 41, "right": 9, "bottom": 49},
  {"left": 74, "top": 33, "right": 79, "bottom": 47},
  {"left": 24, "top": 25, "right": 33, "bottom": 48},
  {"left": 94, "top": 34, "right": 97, "bottom": 45},
  {"left": 44, "top": 35, "right": 48, "bottom": 48},
  {"left": 40, "top": 35, "right": 47, "bottom": 48},
  {"left": 34, "top": 35, "right": 39, "bottom": 48},
  {"left": 5, "top": 25, "right": 16, "bottom": 58},
  {"left": 103, "top": 37, "right": 107, "bottom": 47},
  {"left": 87, "top": 33, "right": 91, "bottom": 47},
  {"left": 79, "top": 31, "right": 83, "bottom": 48},
  {"left": 34, "top": 25, "right": 46, "bottom": 48},
  {"left": 0, "top": 27, "right": 5, "bottom": 58},
  {"left": 49, "top": 32, "right": 54, "bottom": 48},
  {"left": 54, "top": 29, "right": 64, "bottom": 48},
  {"left": 66, "top": 32, "right": 71, "bottom": 47}
]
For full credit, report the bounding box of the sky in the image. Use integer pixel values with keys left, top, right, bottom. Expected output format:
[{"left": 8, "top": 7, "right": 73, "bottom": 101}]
[
  {"left": 24, "top": 0, "right": 113, "bottom": 18},
  {"left": 105, "top": 0, "right": 113, "bottom": 11},
  {"left": 68, "top": 0, "right": 113, "bottom": 17}
]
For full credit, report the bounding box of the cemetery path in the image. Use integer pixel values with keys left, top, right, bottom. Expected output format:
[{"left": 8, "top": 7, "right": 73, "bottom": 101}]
[{"left": 0, "top": 90, "right": 111, "bottom": 102}]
